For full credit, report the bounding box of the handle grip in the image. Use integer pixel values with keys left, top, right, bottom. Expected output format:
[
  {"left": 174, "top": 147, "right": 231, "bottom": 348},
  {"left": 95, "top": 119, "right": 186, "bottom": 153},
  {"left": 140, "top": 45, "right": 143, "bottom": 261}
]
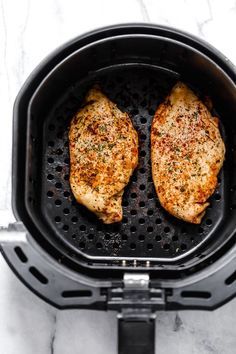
[{"left": 118, "top": 318, "right": 155, "bottom": 354}]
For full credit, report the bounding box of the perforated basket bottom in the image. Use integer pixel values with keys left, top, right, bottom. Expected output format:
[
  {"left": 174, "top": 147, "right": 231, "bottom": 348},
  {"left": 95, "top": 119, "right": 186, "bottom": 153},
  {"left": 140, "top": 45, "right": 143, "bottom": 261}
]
[{"left": 41, "top": 65, "right": 225, "bottom": 261}]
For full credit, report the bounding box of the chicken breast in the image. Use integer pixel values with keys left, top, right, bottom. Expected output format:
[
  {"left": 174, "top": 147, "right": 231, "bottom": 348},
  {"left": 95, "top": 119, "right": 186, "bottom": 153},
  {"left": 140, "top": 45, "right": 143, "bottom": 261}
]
[
  {"left": 69, "top": 86, "right": 138, "bottom": 224},
  {"left": 151, "top": 82, "right": 225, "bottom": 224}
]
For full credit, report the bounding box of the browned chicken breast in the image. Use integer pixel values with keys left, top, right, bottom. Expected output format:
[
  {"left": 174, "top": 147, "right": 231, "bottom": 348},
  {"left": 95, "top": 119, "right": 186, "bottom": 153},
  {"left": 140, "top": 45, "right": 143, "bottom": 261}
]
[
  {"left": 69, "top": 86, "right": 138, "bottom": 224},
  {"left": 151, "top": 82, "right": 225, "bottom": 224}
]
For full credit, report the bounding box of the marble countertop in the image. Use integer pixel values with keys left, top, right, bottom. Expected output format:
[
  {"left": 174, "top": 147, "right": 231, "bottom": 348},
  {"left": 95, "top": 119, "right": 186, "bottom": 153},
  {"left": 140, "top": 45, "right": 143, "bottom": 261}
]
[{"left": 0, "top": 0, "right": 236, "bottom": 353}]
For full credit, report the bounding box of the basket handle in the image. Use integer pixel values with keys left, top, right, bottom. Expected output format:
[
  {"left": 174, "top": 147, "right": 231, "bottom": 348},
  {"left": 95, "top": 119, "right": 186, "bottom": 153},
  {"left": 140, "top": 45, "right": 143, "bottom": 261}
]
[{"left": 118, "top": 317, "right": 155, "bottom": 354}]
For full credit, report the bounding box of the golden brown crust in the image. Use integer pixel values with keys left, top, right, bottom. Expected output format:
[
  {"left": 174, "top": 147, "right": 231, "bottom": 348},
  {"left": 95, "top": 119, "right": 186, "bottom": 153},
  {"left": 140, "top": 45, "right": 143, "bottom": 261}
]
[
  {"left": 151, "top": 82, "right": 225, "bottom": 224},
  {"left": 69, "top": 86, "right": 138, "bottom": 224}
]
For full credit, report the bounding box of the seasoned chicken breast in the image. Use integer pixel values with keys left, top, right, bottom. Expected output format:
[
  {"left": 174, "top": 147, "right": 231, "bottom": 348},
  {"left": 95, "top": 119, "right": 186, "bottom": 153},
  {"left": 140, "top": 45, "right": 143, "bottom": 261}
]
[
  {"left": 151, "top": 82, "right": 225, "bottom": 224},
  {"left": 69, "top": 86, "right": 138, "bottom": 224}
]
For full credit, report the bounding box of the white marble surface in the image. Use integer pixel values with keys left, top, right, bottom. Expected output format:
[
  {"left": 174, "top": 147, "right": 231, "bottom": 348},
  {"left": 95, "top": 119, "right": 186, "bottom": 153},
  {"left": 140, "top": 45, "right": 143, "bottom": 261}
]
[{"left": 0, "top": 0, "right": 236, "bottom": 353}]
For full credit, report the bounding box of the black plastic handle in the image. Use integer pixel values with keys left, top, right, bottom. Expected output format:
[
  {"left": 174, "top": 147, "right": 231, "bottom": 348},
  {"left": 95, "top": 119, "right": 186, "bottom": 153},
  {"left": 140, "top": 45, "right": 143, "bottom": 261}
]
[{"left": 118, "top": 318, "right": 155, "bottom": 354}]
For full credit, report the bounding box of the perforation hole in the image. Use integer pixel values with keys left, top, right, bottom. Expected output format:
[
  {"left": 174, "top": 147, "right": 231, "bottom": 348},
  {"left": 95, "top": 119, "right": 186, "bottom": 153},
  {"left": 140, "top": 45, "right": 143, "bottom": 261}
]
[
  {"left": 122, "top": 200, "right": 129, "bottom": 207},
  {"left": 63, "top": 208, "right": 69, "bottom": 215},
  {"left": 56, "top": 166, "right": 62, "bottom": 172},
  {"left": 55, "top": 199, "right": 62, "bottom": 206},
  {"left": 131, "top": 175, "right": 137, "bottom": 182},
  {"left": 55, "top": 216, "right": 61, "bottom": 223},
  {"left": 139, "top": 234, "right": 145, "bottom": 241},
  {"left": 139, "top": 184, "right": 145, "bottom": 190},
  {"left": 88, "top": 234, "right": 94, "bottom": 240},
  {"left": 56, "top": 149, "right": 63, "bottom": 155},
  {"left": 147, "top": 243, "right": 153, "bottom": 251},
  {"left": 122, "top": 234, "right": 128, "bottom": 241},
  {"left": 64, "top": 174, "right": 69, "bottom": 181},
  {"left": 147, "top": 209, "right": 153, "bottom": 216},
  {"left": 148, "top": 193, "right": 154, "bottom": 199},
  {"left": 48, "top": 141, "right": 54, "bottom": 147},
  {"left": 156, "top": 218, "right": 162, "bottom": 225},
  {"left": 48, "top": 157, "right": 54, "bottom": 163},
  {"left": 47, "top": 174, "right": 54, "bottom": 180},
  {"left": 130, "top": 226, "right": 136, "bottom": 233},
  {"left": 55, "top": 182, "right": 62, "bottom": 189},
  {"left": 130, "top": 243, "right": 136, "bottom": 250},
  {"left": 80, "top": 225, "right": 86, "bottom": 231},
  {"left": 156, "top": 235, "right": 161, "bottom": 241},
  {"left": 147, "top": 226, "right": 153, "bottom": 233},
  {"left": 131, "top": 193, "right": 137, "bottom": 199},
  {"left": 131, "top": 210, "right": 137, "bottom": 216},
  {"left": 214, "top": 193, "right": 221, "bottom": 201},
  {"left": 140, "top": 117, "right": 147, "bottom": 124},
  {"left": 105, "top": 234, "right": 110, "bottom": 240},
  {"left": 206, "top": 219, "right": 212, "bottom": 226},
  {"left": 140, "top": 134, "right": 146, "bottom": 141},
  {"left": 198, "top": 227, "right": 204, "bottom": 234},
  {"left": 164, "top": 227, "right": 170, "bottom": 233},
  {"left": 63, "top": 225, "right": 69, "bottom": 231},
  {"left": 163, "top": 243, "right": 170, "bottom": 250},
  {"left": 96, "top": 242, "right": 102, "bottom": 249},
  {"left": 139, "top": 201, "right": 145, "bottom": 207},
  {"left": 140, "top": 150, "right": 146, "bottom": 157},
  {"left": 181, "top": 243, "right": 187, "bottom": 251},
  {"left": 79, "top": 242, "right": 85, "bottom": 249},
  {"left": 47, "top": 191, "right": 53, "bottom": 198},
  {"left": 139, "top": 168, "right": 146, "bottom": 174},
  {"left": 71, "top": 216, "right": 78, "bottom": 223},
  {"left": 63, "top": 191, "right": 70, "bottom": 197},
  {"left": 139, "top": 218, "right": 145, "bottom": 225}
]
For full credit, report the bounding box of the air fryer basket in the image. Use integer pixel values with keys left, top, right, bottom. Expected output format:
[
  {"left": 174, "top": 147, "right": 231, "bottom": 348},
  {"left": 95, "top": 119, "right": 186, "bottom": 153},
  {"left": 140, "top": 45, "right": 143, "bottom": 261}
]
[
  {"left": 2, "top": 23, "right": 235, "bottom": 354},
  {"left": 24, "top": 34, "right": 236, "bottom": 275}
]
